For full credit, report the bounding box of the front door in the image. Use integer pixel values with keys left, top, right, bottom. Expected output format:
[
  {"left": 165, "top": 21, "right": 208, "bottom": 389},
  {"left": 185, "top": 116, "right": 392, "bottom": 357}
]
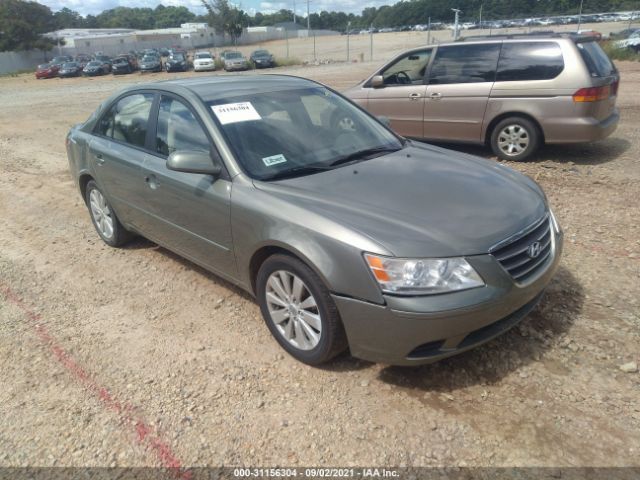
[
  {"left": 365, "top": 48, "right": 433, "bottom": 138},
  {"left": 140, "top": 95, "right": 236, "bottom": 278},
  {"left": 424, "top": 43, "right": 501, "bottom": 142}
]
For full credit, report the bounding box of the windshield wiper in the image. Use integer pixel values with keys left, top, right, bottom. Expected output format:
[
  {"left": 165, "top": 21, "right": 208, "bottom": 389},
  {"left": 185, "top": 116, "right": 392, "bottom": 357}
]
[
  {"left": 329, "top": 145, "right": 402, "bottom": 167},
  {"left": 262, "top": 165, "right": 332, "bottom": 181}
]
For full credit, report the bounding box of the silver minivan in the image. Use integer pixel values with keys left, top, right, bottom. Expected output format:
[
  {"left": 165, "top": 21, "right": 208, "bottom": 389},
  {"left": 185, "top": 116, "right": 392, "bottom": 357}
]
[{"left": 344, "top": 34, "right": 620, "bottom": 161}]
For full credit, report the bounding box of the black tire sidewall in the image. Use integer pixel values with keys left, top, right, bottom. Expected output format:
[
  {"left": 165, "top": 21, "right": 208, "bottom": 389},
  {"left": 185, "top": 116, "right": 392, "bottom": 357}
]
[
  {"left": 491, "top": 117, "right": 540, "bottom": 161},
  {"left": 256, "top": 254, "right": 345, "bottom": 365}
]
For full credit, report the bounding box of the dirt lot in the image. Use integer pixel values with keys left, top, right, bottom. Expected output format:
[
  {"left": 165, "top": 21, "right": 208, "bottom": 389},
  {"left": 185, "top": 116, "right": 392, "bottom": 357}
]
[{"left": 0, "top": 55, "right": 639, "bottom": 472}]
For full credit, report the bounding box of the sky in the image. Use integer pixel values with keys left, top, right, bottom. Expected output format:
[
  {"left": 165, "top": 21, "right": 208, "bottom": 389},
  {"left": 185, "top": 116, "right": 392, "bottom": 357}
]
[{"left": 36, "top": 0, "right": 394, "bottom": 17}]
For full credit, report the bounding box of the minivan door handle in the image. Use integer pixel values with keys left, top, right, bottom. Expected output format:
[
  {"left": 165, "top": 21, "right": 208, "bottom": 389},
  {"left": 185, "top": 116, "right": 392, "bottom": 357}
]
[
  {"left": 429, "top": 92, "right": 442, "bottom": 100},
  {"left": 95, "top": 153, "right": 105, "bottom": 165},
  {"left": 408, "top": 93, "right": 422, "bottom": 100}
]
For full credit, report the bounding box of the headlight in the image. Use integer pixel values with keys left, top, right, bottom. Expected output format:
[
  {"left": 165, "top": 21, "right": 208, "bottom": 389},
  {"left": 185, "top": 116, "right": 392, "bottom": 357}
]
[
  {"left": 364, "top": 253, "right": 484, "bottom": 295},
  {"left": 549, "top": 208, "right": 561, "bottom": 234}
]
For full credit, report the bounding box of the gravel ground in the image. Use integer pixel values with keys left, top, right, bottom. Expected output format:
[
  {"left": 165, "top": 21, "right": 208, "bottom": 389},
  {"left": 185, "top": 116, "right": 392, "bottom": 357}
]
[{"left": 0, "top": 55, "right": 639, "bottom": 471}]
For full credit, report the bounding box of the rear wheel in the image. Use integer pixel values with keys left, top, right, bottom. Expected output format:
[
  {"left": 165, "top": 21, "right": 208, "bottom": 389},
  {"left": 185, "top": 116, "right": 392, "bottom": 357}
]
[
  {"left": 490, "top": 117, "right": 540, "bottom": 161},
  {"left": 85, "top": 181, "right": 131, "bottom": 247},
  {"left": 256, "top": 254, "right": 348, "bottom": 365}
]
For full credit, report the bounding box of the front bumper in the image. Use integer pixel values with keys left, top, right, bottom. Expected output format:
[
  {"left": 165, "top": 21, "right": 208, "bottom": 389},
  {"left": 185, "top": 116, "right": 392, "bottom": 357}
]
[
  {"left": 333, "top": 228, "right": 563, "bottom": 366},
  {"left": 194, "top": 64, "right": 215, "bottom": 71},
  {"left": 225, "top": 63, "right": 248, "bottom": 71}
]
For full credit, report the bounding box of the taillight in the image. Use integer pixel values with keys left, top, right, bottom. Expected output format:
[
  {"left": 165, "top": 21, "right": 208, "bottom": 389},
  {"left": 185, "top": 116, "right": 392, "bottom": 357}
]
[
  {"left": 611, "top": 80, "right": 619, "bottom": 96},
  {"left": 573, "top": 85, "right": 611, "bottom": 102}
]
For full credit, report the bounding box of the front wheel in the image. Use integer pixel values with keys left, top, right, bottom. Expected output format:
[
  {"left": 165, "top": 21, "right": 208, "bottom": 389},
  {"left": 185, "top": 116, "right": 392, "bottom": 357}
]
[
  {"left": 256, "top": 254, "right": 348, "bottom": 365},
  {"left": 490, "top": 117, "right": 540, "bottom": 161},
  {"left": 85, "top": 181, "right": 131, "bottom": 247}
]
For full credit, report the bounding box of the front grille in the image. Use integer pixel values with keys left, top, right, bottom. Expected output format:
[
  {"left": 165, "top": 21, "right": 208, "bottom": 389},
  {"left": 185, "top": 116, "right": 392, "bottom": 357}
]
[{"left": 490, "top": 215, "right": 553, "bottom": 284}]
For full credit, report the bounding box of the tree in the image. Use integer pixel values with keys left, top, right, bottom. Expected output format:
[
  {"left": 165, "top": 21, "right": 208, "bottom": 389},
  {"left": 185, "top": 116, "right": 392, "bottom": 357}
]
[
  {"left": 154, "top": 5, "right": 196, "bottom": 28},
  {"left": 0, "top": 0, "right": 56, "bottom": 51},
  {"left": 53, "top": 7, "right": 83, "bottom": 29},
  {"left": 201, "top": 0, "right": 248, "bottom": 42}
]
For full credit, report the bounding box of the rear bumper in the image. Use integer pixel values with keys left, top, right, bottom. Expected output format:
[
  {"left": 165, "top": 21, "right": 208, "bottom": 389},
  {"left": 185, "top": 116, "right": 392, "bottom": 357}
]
[
  {"left": 543, "top": 109, "right": 619, "bottom": 143},
  {"left": 333, "top": 230, "right": 563, "bottom": 366}
]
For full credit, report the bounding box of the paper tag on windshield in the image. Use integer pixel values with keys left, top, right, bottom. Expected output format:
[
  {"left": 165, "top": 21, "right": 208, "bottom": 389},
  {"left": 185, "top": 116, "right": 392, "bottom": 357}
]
[
  {"left": 211, "top": 102, "right": 261, "bottom": 125},
  {"left": 262, "top": 154, "right": 287, "bottom": 166}
]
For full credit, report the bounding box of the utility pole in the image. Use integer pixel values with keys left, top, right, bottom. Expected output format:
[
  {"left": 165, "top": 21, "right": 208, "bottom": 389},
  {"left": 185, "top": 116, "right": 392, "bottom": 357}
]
[
  {"left": 370, "top": 23, "right": 373, "bottom": 61},
  {"left": 452, "top": 8, "right": 461, "bottom": 40},
  {"left": 293, "top": 0, "right": 296, "bottom": 24},
  {"left": 306, "top": 0, "right": 310, "bottom": 33},
  {"left": 577, "top": 0, "right": 584, "bottom": 32},
  {"left": 427, "top": 16, "right": 431, "bottom": 44},
  {"left": 479, "top": 4, "right": 483, "bottom": 29},
  {"left": 346, "top": 21, "right": 351, "bottom": 62}
]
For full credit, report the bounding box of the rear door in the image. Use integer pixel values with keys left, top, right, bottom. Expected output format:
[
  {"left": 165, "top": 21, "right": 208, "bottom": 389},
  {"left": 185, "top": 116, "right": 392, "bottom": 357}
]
[
  {"left": 140, "top": 94, "right": 236, "bottom": 277},
  {"left": 89, "top": 92, "right": 155, "bottom": 228},
  {"left": 365, "top": 48, "right": 433, "bottom": 138},
  {"left": 424, "top": 43, "right": 501, "bottom": 142}
]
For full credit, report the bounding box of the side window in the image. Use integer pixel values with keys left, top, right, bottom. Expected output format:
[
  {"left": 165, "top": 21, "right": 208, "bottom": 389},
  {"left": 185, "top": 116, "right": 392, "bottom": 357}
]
[
  {"left": 379, "top": 49, "right": 432, "bottom": 86},
  {"left": 96, "top": 93, "right": 154, "bottom": 147},
  {"left": 156, "top": 97, "right": 211, "bottom": 157},
  {"left": 429, "top": 44, "right": 501, "bottom": 85},
  {"left": 497, "top": 42, "right": 564, "bottom": 81}
]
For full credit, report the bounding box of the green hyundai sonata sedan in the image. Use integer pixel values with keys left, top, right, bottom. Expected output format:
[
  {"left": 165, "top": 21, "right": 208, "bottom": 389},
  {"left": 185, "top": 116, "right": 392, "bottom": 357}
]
[{"left": 66, "top": 75, "right": 563, "bottom": 366}]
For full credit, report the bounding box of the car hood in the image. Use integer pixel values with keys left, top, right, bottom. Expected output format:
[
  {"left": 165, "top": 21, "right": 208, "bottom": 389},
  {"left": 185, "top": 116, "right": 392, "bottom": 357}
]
[{"left": 253, "top": 142, "right": 547, "bottom": 257}]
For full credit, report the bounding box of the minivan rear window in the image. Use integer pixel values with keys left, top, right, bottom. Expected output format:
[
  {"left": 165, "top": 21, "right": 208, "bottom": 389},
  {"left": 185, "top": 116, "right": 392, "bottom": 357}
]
[
  {"left": 576, "top": 40, "right": 616, "bottom": 77},
  {"left": 496, "top": 42, "right": 564, "bottom": 82}
]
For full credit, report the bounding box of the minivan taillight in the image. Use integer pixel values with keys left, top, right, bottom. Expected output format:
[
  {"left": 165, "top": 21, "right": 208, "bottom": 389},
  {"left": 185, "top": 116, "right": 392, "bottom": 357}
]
[{"left": 573, "top": 85, "right": 611, "bottom": 102}]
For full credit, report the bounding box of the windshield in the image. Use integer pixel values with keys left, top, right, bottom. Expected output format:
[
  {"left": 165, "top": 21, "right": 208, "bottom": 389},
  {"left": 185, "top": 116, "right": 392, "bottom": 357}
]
[
  {"left": 196, "top": 53, "right": 212, "bottom": 59},
  {"left": 142, "top": 55, "right": 157, "bottom": 62},
  {"left": 227, "top": 52, "right": 242, "bottom": 59},
  {"left": 208, "top": 86, "right": 402, "bottom": 181},
  {"left": 253, "top": 50, "right": 269, "bottom": 56},
  {"left": 87, "top": 62, "right": 101, "bottom": 67},
  {"left": 62, "top": 62, "right": 78, "bottom": 68},
  {"left": 171, "top": 54, "right": 185, "bottom": 61},
  {"left": 114, "top": 58, "right": 128, "bottom": 64}
]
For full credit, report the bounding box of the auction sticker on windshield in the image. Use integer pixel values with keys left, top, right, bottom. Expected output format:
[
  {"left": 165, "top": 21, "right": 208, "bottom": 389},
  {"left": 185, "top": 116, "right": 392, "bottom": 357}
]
[
  {"left": 211, "top": 102, "right": 261, "bottom": 124},
  {"left": 262, "top": 154, "right": 287, "bottom": 166}
]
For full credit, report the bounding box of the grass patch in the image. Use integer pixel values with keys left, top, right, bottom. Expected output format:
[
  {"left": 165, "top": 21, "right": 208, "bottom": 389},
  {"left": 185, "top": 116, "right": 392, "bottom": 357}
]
[
  {"left": 600, "top": 40, "right": 640, "bottom": 62},
  {"left": 274, "top": 57, "right": 303, "bottom": 67}
]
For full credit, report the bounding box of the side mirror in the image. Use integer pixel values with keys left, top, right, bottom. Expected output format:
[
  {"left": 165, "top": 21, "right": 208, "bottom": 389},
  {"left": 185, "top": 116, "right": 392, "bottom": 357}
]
[
  {"left": 371, "top": 75, "right": 385, "bottom": 88},
  {"left": 166, "top": 150, "right": 222, "bottom": 176},
  {"left": 377, "top": 116, "right": 391, "bottom": 127}
]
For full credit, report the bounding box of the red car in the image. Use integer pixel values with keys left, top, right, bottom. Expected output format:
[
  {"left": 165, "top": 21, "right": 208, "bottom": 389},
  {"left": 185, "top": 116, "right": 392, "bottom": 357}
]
[{"left": 35, "top": 63, "right": 59, "bottom": 79}]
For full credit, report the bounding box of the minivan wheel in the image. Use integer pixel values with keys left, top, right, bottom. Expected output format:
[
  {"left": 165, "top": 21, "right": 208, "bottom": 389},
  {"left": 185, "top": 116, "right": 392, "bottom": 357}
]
[
  {"left": 85, "top": 180, "right": 131, "bottom": 247},
  {"left": 256, "top": 254, "right": 348, "bottom": 365},
  {"left": 490, "top": 117, "right": 540, "bottom": 161}
]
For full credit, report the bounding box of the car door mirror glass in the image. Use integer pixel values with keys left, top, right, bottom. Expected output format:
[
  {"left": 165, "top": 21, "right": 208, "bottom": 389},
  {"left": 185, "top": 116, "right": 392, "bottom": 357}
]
[
  {"left": 166, "top": 150, "right": 222, "bottom": 176},
  {"left": 371, "top": 75, "right": 384, "bottom": 88}
]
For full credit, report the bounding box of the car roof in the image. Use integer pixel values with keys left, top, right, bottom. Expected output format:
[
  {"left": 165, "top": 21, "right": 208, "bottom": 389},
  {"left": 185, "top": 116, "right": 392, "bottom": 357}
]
[{"left": 134, "top": 75, "right": 320, "bottom": 102}]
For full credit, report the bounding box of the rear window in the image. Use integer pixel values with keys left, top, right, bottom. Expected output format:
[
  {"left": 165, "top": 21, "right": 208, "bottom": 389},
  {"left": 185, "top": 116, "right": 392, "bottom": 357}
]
[
  {"left": 429, "top": 44, "right": 500, "bottom": 84},
  {"left": 576, "top": 40, "right": 616, "bottom": 77},
  {"left": 496, "top": 42, "right": 564, "bottom": 81}
]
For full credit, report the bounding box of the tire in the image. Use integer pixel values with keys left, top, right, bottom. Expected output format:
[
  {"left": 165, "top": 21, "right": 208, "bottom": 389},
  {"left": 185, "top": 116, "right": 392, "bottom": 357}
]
[
  {"left": 85, "top": 180, "right": 131, "bottom": 247},
  {"left": 256, "top": 254, "right": 348, "bottom": 365},
  {"left": 490, "top": 116, "right": 540, "bottom": 161}
]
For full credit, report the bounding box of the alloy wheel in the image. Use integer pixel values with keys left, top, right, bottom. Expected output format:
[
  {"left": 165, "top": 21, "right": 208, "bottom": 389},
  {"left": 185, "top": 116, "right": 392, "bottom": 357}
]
[
  {"left": 497, "top": 124, "right": 530, "bottom": 156},
  {"left": 89, "top": 188, "right": 114, "bottom": 239}
]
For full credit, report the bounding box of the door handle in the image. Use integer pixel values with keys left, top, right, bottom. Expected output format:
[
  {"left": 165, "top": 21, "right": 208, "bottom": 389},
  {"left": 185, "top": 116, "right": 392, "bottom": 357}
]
[
  {"left": 145, "top": 174, "right": 159, "bottom": 190},
  {"left": 429, "top": 92, "right": 442, "bottom": 100},
  {"left": 408, "top": 93, "right": 422, "bottom": 100},
  {"left": 95, "top": 153, "right": 105, "bottom": 165}
]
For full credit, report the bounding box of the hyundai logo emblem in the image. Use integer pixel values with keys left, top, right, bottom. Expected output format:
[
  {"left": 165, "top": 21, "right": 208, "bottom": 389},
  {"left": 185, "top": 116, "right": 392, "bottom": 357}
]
[{"left": 527, "top": 241, "right": 542, "bottom": 259}]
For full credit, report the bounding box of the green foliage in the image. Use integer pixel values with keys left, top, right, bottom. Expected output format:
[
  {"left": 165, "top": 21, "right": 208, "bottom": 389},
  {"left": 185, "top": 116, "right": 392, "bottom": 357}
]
[
  {"left": 201, "top": 0, "right": 249, "bottom": 42},
  {"left": 601, "top": 40, "right": 640, "bottom": 61},
  {"left": 0, "top": 0, "right": 57, "bottom": 51},
  {"left": 274, "top": 57, "right": 303, "bottom": 67}
]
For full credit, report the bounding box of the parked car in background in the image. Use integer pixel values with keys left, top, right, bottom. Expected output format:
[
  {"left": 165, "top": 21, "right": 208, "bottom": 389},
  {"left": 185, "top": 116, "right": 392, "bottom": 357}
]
[
  {"left": 344, "top": 33, "right": 619, "bottom": 161},
  {"left": 139, "top": 54, "right": 163, "bottom": 72},
  {"left": 223, "top": 51, "right": 249, "bottom": 71},
  {"left": 250, "top": 49, "right": 275, "bottom": 68},
  {"left": 615, "top": 29, "right": 640, "bottom": 52},
  {"left": 58, "top": 62, "right": 82, "bottom": 78},
  {"left": 193, "top": 51, "right": 216, "bottom": 72},
  {"left": 83, "top": 61, "right": 109, "bottom": 76},
  {"left": 35, "top": 63, "right": 59, "bottom": 79},
  {"left": 74, "top": 54, "right": 92, "bottom": 68},
  {"left": 93, "top": 55, "right": 112, "bottom": 72},
  {"left": 112, "top": 56, "right": 134, "bottom": 75},
  {"left": 165, "top": 53, "right": 189, "bottom": 72},
  {"left": 66, "top": 75, "right": 563, "bottom": 366},
  {"left": 49, "top": 55, "right": 73, "bottom": 68},
  {"left": 159, "top": 48, "right": 170, "bottom": 57}
]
